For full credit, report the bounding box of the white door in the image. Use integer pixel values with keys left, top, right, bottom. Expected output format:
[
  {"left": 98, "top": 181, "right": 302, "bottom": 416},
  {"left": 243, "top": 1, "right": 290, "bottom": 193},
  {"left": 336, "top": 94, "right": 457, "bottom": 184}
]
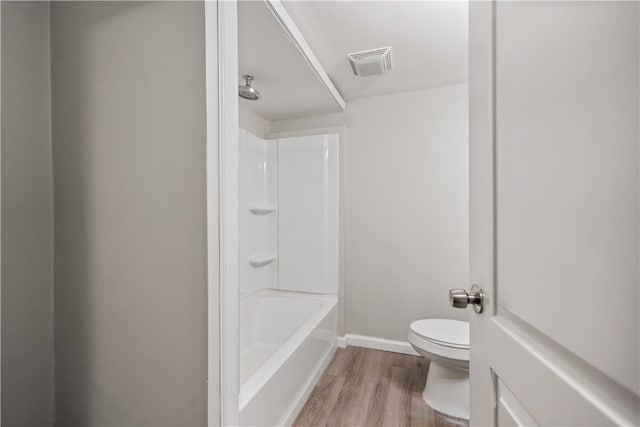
[{"left": 467, "top": 2, "right": 639, "bottom": 425}]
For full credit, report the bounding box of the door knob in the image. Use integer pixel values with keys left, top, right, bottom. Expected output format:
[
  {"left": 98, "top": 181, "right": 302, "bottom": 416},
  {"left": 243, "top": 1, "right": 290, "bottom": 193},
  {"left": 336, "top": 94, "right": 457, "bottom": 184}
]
[{"left": 449, "top": 284, "right": 484, "bottom": 313}]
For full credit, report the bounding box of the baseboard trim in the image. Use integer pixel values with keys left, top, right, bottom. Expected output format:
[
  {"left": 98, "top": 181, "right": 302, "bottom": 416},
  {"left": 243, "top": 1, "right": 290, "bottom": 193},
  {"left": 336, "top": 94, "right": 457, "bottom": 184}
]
[
  {"left": 340, "top": 334, "right": 420, "bottom": 356},
  {"left": 337, "top": 336, "right": 347, "bottom": 348}
]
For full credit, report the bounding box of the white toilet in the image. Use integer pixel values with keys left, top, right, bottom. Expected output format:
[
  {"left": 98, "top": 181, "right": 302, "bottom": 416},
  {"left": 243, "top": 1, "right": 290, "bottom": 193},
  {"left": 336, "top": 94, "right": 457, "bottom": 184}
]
[{"left": 408, "top": 318, "right": 469, "bottom": 420}]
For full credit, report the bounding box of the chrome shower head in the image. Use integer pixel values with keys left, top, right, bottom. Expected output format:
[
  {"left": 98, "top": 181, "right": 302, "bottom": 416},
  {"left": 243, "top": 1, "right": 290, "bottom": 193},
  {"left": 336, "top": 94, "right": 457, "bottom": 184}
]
[{"left": 239, "top": 75, "right": 261, "bottom": 101}]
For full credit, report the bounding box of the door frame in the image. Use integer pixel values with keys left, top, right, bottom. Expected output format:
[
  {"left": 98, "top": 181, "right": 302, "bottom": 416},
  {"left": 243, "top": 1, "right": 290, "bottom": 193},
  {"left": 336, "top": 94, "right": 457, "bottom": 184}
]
[
  {"left": 216, "top": 0, "right": 240, "bottom": 424},
  {"left": 0, "top": 2, "right": 3, "bottom": 421},
  {"left": 206, "top": 0, "right": 239, "bottom": 425}
]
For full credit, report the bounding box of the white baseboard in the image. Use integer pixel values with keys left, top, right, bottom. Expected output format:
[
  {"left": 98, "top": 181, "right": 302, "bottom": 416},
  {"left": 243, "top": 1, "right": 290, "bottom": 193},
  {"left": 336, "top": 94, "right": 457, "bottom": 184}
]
[{"left": 339, "top": 333, "right": 420, "bottom": 356}]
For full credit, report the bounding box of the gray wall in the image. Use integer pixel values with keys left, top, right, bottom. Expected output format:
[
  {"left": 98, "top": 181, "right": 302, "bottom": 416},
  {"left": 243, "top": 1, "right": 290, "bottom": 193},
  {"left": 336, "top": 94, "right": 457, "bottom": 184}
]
[
  {"left": 271, "top": 84, "right": 469, "bottom": 341},
  {"left": 50, "top": 2, "right": 208, "bottom": 425},
  {"left": 1, "top": 3, "right": 55, "bottom": 426}
]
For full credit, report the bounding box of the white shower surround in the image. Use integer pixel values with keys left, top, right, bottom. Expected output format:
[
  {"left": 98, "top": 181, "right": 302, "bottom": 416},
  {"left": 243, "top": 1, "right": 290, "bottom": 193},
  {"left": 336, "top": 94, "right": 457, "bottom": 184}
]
[
  {"left": 239, "top": 129, "right": 279, "bottom": 297},
  {"left": 238, "top": 128, "right": 340, "bottom": 425},
  {"left": 278, "top": 134, "right": 339, "bottom": 294},
  {"left": 239, "top": 129, "right": 339, "bottom": 297}
]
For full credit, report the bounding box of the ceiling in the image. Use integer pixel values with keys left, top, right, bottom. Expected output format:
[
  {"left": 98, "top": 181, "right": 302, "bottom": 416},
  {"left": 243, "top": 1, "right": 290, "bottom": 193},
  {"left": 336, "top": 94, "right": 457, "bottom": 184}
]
[
  {"left": 238, "top": 1, "right": 468, "bottom": 121},
  {"left": 281, "top": 1, "right": 468, "bottom": 101},
  {"left": 238, "top": 1, "right": 342, "bottom": 121}
]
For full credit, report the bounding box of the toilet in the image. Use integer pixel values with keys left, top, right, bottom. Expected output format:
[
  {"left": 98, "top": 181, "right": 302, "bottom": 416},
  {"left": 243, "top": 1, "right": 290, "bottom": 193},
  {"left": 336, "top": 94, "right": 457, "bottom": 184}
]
[{"left": 408, "top": 319, "right": 469, "bottom": 420}]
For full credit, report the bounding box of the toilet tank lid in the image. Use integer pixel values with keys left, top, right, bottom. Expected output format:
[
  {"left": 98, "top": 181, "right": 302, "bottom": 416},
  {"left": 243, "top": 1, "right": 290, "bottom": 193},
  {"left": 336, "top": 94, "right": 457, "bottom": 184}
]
[{"left": 410, "top": 319, "right": 469, "bottom": 347}]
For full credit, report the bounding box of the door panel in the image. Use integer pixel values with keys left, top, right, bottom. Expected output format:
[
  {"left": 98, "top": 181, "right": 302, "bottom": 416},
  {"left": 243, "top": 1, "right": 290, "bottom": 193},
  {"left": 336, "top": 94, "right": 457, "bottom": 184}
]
[
  {"left": 497, "top": 378, "right": 537, "bottom": 427},
  {"left": 469, "top": 2, "right": 640, "bottom": 425},
  {"left": 489, "top": 313, "right": 637, "bottom": 425},
  {"left": 495, "top": 1, "right": 639, "bottom": 395}
]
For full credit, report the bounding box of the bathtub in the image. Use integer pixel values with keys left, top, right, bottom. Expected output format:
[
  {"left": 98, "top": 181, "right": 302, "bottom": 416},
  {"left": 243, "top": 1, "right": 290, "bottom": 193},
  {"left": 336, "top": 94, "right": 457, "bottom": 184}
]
[{"left": 239, "top": 289, "right": 338, "bottom": 426}]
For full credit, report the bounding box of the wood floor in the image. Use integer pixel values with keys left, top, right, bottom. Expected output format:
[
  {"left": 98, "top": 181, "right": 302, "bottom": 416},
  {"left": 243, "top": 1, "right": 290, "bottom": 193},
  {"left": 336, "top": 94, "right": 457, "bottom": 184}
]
[{"left": 293, "top": 347, "right": 468, "bottom": 427}]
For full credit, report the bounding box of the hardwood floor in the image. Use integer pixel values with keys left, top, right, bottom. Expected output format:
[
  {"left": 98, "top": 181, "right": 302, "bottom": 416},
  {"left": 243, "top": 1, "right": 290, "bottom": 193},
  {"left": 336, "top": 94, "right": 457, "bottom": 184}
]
[{"left": 293, "top": 347, "right": 468, "bottom": 427}]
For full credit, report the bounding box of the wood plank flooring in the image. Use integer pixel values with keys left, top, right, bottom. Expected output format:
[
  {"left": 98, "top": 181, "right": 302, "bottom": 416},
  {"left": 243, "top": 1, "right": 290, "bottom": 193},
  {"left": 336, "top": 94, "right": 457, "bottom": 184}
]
[{"left": 293, "top": 347, "right": 468, "bottom": 427}]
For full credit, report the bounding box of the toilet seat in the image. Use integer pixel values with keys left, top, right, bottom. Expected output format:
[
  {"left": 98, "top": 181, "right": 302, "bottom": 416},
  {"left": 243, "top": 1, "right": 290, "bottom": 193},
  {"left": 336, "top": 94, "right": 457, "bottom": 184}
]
[
  {"left": 408, "top": 319, "right": 469, "bottom": 362},
  {"left": 410, "top": 319, "right": 469, "bottom": 348}
]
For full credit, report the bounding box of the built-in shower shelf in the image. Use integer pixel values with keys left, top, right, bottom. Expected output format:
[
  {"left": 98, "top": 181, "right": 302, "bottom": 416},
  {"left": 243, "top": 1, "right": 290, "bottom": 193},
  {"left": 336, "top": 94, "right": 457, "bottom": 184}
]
[
  {"left": 248, "top": 203, "right": 277, "bottom": 216},
  {"left": 248, "top": 253, "right": 277, "bottom": 268}
]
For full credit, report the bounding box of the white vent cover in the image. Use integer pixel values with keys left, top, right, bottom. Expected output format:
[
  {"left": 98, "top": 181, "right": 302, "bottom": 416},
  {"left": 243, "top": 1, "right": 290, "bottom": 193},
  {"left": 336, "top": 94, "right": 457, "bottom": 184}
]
[{"left": 347, "top": 46, "right": 393, "bottom": 77}]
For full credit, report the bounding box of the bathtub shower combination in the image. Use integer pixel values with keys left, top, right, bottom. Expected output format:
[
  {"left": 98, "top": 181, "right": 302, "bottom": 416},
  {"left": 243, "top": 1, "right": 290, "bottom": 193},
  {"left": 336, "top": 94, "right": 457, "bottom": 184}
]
[{"left": 238, "top": 129, "right": 340, "bottom": 425}]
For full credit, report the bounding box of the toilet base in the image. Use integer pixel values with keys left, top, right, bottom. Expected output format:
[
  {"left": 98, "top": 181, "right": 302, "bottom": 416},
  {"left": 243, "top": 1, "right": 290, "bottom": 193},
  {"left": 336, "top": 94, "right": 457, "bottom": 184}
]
[{"left": 423, "top": 361, "right": 469, "bottom": 420}]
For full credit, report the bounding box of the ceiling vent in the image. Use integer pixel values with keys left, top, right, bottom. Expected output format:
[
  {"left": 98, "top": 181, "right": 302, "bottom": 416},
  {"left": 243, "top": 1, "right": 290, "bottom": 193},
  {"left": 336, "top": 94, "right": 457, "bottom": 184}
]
[{"left": 347, "top": 46, "right": 393, "bottom": 77}]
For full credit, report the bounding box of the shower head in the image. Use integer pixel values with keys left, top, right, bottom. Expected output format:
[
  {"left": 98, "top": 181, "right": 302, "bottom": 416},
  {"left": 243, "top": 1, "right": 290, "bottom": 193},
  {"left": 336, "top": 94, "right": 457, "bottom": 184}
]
[{"left": 239, "top": 75, "right": 261, "bottom": 101}]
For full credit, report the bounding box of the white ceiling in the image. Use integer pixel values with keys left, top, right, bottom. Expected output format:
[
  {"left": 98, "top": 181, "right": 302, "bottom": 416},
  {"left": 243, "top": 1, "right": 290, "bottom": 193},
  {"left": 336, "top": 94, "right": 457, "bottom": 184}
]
[
  {"left": 238, "top": 1, "right": 342, "bottom": 121},
  {"left": 239, "top": 1, "right": 468, "bottom": 121},
  {"left": 281, "top": 1, "right": 468, "bottom": 101}
]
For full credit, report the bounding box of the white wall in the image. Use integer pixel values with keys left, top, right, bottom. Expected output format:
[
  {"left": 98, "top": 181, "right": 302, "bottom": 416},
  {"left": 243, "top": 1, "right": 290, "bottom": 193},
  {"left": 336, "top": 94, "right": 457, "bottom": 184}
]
[
  {"left": 1, "top": 3, "right": 55, "bottom": 425},
  {"left": 50, "top": 3, "right": 209, "bottom": 425},
  {"left": 270, "top": 84, "right": 469, "bottom": 341}
]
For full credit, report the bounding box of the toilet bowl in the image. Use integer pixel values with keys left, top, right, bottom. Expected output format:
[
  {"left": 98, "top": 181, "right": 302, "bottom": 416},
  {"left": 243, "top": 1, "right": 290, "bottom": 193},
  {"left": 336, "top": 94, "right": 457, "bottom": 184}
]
[{"left": 408, "top": 319, "right": 469, "bottom": 420}]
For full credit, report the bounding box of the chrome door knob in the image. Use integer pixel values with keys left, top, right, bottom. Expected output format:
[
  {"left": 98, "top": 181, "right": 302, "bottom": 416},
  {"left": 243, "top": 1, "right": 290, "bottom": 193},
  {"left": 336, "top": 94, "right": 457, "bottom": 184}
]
[
  {"left": 449, "top": 289, "right": 471, "bottom": 308},
  {"left": 449, "top": 284, "right": 484, "bottom": 313}
]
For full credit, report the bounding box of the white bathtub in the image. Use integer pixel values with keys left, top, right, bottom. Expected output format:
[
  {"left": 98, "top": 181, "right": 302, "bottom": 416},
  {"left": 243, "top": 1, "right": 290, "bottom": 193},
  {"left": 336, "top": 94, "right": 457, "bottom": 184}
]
[{"left": 239, "top": 289, "right": 338, "bottom": 426}]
